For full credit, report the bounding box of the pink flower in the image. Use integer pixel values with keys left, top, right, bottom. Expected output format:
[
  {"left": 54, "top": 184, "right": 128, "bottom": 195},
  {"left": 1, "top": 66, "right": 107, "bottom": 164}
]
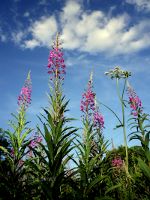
[
  {"left": 18, "top": 72, "right": 32, "bottom": 109},
  {"left": 80, "top": 79, "right": 95, "bottom": 116},
  {"left": 29, "top": 140, "right": 37, "bottom": 148},
  {"left": 112, "top": 157, "right": 123, "bottom": 168},
  {"left": 93, "top": 111, "right": 104, "bottom": 130},
  {"left": 47, "top": 35, "right": 66, "bottom": 81},
  {"left": 29, "top": 136, "right": 42, "bottom": 148},
  {"left": 36, "top": 136, "right": 42, "bottom": 143},
  {"left": 81, "top": 74, "right": 104, "bottom": 130},
  {"left": 127, "top": 83, "right": 142, "bottom": 116}
]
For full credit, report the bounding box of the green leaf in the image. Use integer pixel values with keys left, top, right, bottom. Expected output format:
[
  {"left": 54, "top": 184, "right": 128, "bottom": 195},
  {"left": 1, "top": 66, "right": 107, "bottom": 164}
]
[
  {"left": 86, "top": 175, "right": 106, "bottom": 194},
  {"left": 19, "top": 128, "right": 32, "bottom": 147},
  {"left": 44, "top": 123, "right": 54, "bottom": 161},
  {"left": 138, "top": 158, "right": 150, "bottom": 180},
  {"left": 114, "top": 124, "right": 123, "bottom": 130},
  {"left": 145, "top": 151, "right": 150, "bottom": 162},
  {"left": 0, "top": 145, "right": 9, "bottom": 154},
  {"left": 99, "top": 102, "right": 122, "bottom": 125},
  {"left": 105, "top": 183, "right": 122, "bottom": 195}
]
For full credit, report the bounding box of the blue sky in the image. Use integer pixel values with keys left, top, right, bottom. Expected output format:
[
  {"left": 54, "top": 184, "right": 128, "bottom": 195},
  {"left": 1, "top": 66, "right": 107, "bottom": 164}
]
[{"left": 0, "top": 0, "right": 150, "bottom": 147}]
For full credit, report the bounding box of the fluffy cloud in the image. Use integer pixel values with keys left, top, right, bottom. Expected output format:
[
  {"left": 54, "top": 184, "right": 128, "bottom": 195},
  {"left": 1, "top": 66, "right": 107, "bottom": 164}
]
[
  {"left": 15, "top": 0, "right": 150, "bottom": 55},
  {"left": 24, "top": 39, "right": 40, "bottom": 49},
  {"left": 18, "top": 16, "right": 57, "bottom": 49},
  {"left": 60, "top": 1, "right": 150, "bottom": 55},
  {"left": 12, "top": 31, "right": 24, "bottom": 44},
  {"left": 126, "top": 0, "right": 150, "bottom": 12}
]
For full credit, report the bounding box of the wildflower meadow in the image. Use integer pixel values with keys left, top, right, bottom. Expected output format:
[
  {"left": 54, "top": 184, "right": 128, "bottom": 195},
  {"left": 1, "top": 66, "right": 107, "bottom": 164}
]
[{"left": 0, "top": 34, "right": 150, "bottom": 200}]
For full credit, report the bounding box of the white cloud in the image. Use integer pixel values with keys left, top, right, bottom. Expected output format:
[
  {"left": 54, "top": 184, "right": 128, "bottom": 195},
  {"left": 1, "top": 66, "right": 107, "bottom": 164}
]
[
  {"left": 24, "top": 39, "right": 40, "bottom": 49},
  {"left": 14, "top": 1, "right": 150, "bottom": 55},
  {"left": 23, "top": 16, "right": 57, "bottom": 48},
  {"left": 62, "top": 0, "right": 81, "bottom": 18},
  {"left": 126, "top": 0, "right": 150, "bottom": 12},
  {"left": 82, "top": 14, "right": 129, "bottom": 53},
  {"left": 12, "top": 31, "right": 24, "bottom": 44},
  {"left": 60, "top": 1, "right": 150, "bottom": 55}
]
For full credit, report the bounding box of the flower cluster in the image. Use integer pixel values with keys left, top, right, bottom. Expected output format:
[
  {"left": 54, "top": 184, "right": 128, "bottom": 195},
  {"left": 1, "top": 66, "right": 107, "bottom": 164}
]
[
  {"left": 80, "top": 79, "right": 95, "bottom": 114},
  {"left": 48, "top": 34, "right": 66, "bottom": 81},
  {"left": 112, "top": 157, "right": 123, "bottom": 168},
  {"left": 105, "top": 66, "right": 131, "bottom": 79},
  {"left": 127, "top": 84, "right": 142, "bottom": 116},
  {"left": 93, "top": 111, "right": 104, "bottom": 130},
  {"left": 80, "top": 74, "right": 104, "bottom": 131},
  {"left": 18, "top": 72, "right": 32, "bottom": 109},
  {"left": 29, "top": 136, "right": 42, "bottom": 148}
]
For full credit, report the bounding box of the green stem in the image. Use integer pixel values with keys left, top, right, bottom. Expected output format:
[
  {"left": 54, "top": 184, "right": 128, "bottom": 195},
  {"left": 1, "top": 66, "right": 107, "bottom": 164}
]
[
  {"left": 121, "top": 78, "right": 127, "bottom": 99},
  {"left": 116, "top": 78, "right": 129, "bottom": 175},
  {"left": 99, "top": 101, "right": 122, "bottom": 126}
]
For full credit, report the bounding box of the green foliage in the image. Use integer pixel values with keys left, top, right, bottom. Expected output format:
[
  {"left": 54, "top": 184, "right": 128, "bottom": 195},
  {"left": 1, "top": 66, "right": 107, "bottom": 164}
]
[
  {"left": 0, "top": 129, "right": 10, "bottom": 160},
  {"left": 128, "top": 113, "right": 150, "bottom": 151},
  {"left": 26, "top": 84, "right": 77, "bottom": 199},
  {"left": 0, "top": 110, "right": 32, "bottom": 199}
]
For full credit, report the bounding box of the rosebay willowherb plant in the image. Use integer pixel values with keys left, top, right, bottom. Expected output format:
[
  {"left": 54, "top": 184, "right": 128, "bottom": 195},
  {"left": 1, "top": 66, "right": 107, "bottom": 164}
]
[
  {"left": 127, "top": 82, "right": 150, "bottom": 152},
  {"left": 105, "top": 66, "right": 131, "bottom": 176},
  {"left": 0, "top": 71, "right": 33, "bottom": 199},
  {"left": 27, "top": 34, "right": 77, "bottom": 200},
  {"left": 127, "top": 82, "right": 150, "bottom": 180},
  {"left": 74, "top": 73, "right": 111, "bottom": 199}
]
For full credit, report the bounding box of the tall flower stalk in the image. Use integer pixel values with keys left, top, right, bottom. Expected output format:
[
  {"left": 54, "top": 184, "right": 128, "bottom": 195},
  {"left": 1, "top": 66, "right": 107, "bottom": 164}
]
[
  {"left": 0, "top": 71, "right": 32, "bottom": 199},
  {"left": 28, "top": 34, "right": 77, "bottom": 199},
  {"left": 76, "top": 72, "right": 106, "bottom": 198},
  {"left": 47, "top": 33, "right": 66, "bottom": 123},
  {"left": 7, "top": 71, "right": 32, "bottom": 159},
  {"left": 80, "top": 73, "right": 96, "bottom": 127},
  {"left": 105, "top": 67, "right": 131, "bottom": 175},
  {"left": 18, "top": 72, "right": 32, "bottom": 110},
  {"left": 127, "top": 82, "right": 150, "bottom": 153},
  {"left": 127, "top": 83, "right": 150, "bottom": 179},
  {"left": 80, "top": 72, "right": 104, "bottom": 132}
]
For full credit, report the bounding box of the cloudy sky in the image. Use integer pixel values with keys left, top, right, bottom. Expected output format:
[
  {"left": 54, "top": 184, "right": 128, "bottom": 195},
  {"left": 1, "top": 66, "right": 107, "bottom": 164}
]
[{"left": 0, "top": 0, "right": 150, "bottom": 147}]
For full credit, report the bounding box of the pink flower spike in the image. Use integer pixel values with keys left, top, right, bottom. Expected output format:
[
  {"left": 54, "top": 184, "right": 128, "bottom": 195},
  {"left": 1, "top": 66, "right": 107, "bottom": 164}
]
[
  {"left": 80, "top": 77, "right": 95, "bottom": 117},
  {"left": 29, "top": 136, "right": 42, "bottom": 149},
  {"left": 127, "top": 83, "right": 143, "bottom": 117},
  {"left": 47, "top": 34, "right": 66, "bottom": 81},
  {"left": 18, "top": 71, "right": 32, "bottom": 110},
  {"left": 93, "top": 111, "right": 104, "bottom": 130}
]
